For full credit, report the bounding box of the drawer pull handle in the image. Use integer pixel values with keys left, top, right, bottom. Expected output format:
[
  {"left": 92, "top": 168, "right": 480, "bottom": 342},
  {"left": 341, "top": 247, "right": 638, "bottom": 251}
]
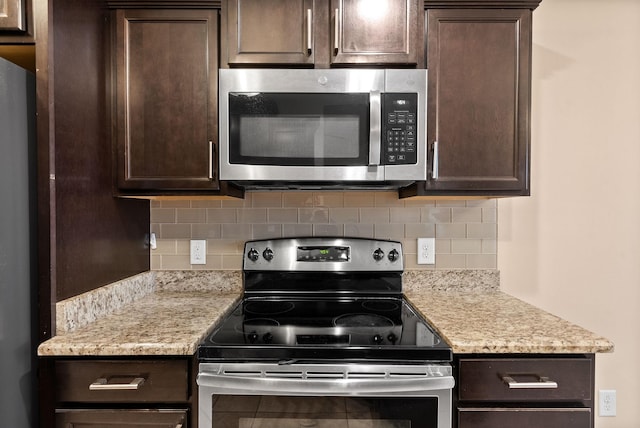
[
  {"left": 502, "top": 375, "right": 558, "bottom": 389},
  {"left": 89, "top": 377, "right": 145, "bottom": 391}
]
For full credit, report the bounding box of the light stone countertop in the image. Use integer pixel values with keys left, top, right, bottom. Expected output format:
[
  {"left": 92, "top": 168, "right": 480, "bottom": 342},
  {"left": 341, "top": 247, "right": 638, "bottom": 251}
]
[
  {"left": 37, "top": 290, "right": 241, "bottom": 356},
  {"left": 405, "top": 289, "right": 614, "bottom": 354},
  {"left": 37, "top": 270, "right": 614, "bottom": 357}
]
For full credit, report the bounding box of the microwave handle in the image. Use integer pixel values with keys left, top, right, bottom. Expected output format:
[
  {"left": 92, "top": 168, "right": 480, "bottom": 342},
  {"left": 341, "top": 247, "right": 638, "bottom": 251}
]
[{"left": 369, "top": 91, "right": 382, "bottom": 166}]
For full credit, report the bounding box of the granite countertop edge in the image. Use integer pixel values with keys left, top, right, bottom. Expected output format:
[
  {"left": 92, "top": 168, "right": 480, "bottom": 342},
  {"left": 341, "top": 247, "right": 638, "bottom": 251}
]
[{"left": 37, "top": 269, "right": 614, "bottom": 357}]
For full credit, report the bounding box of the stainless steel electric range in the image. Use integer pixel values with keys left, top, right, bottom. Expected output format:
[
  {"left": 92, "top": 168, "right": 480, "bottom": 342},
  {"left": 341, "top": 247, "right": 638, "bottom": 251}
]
[{"left": 197, "top": 237, "right": 454, "bottom": 428}]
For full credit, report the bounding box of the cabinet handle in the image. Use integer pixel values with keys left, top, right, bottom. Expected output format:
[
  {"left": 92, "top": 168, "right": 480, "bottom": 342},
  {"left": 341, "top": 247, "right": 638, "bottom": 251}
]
[
  {"left": 306, "top": 9, "right": 313, "bottom": 54},
  {"left": 432, "top": 141, "right": 439, "bottom": 180},
  {"left": 209, "top": 140, "right": 214, "bottom": 180},
  {"left": 334, "top": 8, "right": 339, "bottom": 55},
  {"left": 89, "top": 377, "right": 145, "bottom": 391},
  {"left": 502, "top": 375, "right": 558, "bottom": 389}
]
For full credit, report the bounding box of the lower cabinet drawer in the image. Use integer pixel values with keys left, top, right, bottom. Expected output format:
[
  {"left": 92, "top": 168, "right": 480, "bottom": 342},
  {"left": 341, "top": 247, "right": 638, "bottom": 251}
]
[
  {"left": 56, "top": 409, "right": 187, "bottom": 427},
  {"left": 55, "top": 359, "right": 189, "bottom": 403},
  {"left": 458, "top": 357, "right": 593, "bottom": 402},
  {"left": 458, "top": 407, "right": 592, "bottom": 428}
]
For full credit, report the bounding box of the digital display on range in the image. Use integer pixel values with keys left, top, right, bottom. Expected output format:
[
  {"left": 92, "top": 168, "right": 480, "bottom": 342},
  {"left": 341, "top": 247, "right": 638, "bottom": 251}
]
[{"left": 296, "top": 246, "right": 350, "bottom": 262}]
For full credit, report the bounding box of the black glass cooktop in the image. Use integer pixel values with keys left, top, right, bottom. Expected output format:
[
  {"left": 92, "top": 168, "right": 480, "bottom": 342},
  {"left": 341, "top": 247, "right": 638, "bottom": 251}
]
[{"left": 198, "top": 296, "right": 452, "bottom": 362}]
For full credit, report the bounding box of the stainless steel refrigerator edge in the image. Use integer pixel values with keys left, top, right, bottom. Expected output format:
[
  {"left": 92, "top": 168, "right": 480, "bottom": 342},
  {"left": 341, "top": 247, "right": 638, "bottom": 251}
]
[{"left": 0, "top": 57, "right": 37, "bottom": 427}]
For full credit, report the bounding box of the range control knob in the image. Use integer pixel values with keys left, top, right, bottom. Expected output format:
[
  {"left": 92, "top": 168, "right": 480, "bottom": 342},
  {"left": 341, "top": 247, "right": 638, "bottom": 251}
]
[
  {"left": 387, "top": 333, "right": 398, "bottom": 344},
  {"left": 373, "top": 334, "right": 384, "bottom": 345},
  {"left": 263, "top": 332, "right": 274, "bottom": 344},
  {"left": 388, "top": 249, "right": 400, "bottom": 262},
  {"left": 373, "top": 248, "right": 385, "bottom": 261},
  {"left": 247, "top": 332, "right": 259, "bottom": 343},
  {"left": 247, "top": 248, "right": 259, "bottom": 262},
  {"left": 263, "top": 247, "right": 274, "bottom": 261}
]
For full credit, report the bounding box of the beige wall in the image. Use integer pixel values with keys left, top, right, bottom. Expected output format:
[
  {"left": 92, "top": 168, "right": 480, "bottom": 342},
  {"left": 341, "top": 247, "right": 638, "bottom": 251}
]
[{"left": 498, "top": 0, "right": 640, "bottom": 426}]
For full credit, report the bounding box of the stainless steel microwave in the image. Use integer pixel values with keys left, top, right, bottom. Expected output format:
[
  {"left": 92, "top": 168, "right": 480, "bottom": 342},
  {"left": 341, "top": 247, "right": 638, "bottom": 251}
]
[{"left": 219, "top": 68, "right": 427, "bottom": 189}]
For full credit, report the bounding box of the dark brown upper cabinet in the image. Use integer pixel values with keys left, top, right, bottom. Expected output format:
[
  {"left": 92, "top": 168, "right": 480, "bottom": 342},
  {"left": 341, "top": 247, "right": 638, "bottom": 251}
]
[
  {"left": 113, "top": 9, "right": 224, "bottom": 193},
  {"left": 0, "top": 0, "right": 35, "bottom": 44},
  {"left": 0, "top": 0, "right": 26, "bottom": 31},
  {"left": 223, "top": 0, "right": 423, "bottom": 67},
  {"left": 402, "top": 8, "right": 533, "bottom": 197}
]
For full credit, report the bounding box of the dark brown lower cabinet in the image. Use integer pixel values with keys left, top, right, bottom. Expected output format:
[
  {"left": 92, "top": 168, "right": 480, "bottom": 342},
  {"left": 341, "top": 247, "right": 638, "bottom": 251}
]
[
  {"left": 55, "top": 409, "right": 186, "bottom": 427},
  {"left": 45, "top": 357, "right": 197, "bottom": 428},
  {"left": 459, "top": 408, "right": 592, "bottom": 428},
  {"left": 455, "top": 355, "right": 595, "bottom": 428}
]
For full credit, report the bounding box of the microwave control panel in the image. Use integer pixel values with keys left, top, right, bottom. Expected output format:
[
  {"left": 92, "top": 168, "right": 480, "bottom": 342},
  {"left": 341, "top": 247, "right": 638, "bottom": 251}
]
[{"left": 382, "top": 93, "right": 418, "bottom": 165}]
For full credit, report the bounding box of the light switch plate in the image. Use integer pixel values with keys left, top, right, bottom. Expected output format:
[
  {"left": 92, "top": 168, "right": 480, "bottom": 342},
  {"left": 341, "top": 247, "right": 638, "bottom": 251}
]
[{"left": 190, "top": 240, "right": 206, "bottom": 265}]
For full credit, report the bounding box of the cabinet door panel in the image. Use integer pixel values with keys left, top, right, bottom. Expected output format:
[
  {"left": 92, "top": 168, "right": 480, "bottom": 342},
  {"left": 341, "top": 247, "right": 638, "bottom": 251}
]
[
  {"left": 56, "top": 409, "right": 186, "bottom": 427},
  {"left": 425, "top": 9, "right": 531, "bottom": 194},
  {"left": 227, "top": 0, "right": 315, "bottom": 65},
  {"left": 0, "top": 0, "right": 26, "bottom": 31},
  {"left": 332, "top": 0, "right": 420, "bottom": 65},
  {"left": 458, "top": 357, "right": 593, "bottom": 402},
  {"left": 115, "top": 9, "right": 219, "bottom": 190},
  {"left": 55, "top": 360, "right": 188, "bottom": 403},
  {"left": 458, "top": 408, "right": 592, "bottom": 428}
]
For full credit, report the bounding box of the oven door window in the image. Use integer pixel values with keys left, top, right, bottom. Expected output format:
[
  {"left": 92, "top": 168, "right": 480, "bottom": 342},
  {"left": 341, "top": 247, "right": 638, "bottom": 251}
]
[
  {"left": 212, "top": 395, "right": 437, "bottom": 428},
  {"left": 228, "top": 93, "right": 370, "bottom": 166}
]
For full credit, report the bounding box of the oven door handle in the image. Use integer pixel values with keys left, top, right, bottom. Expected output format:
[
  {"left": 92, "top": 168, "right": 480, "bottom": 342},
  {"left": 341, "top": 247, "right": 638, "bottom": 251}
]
[{"left": 197, "top": 372, "right": 454, "bottom": 396}]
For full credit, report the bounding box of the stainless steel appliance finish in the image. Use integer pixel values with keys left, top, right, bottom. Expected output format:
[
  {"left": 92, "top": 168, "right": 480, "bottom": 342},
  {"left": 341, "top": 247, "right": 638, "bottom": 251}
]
[
  {"left": 0, "top": 58, "right": 36, "bottom": 428},
  {"left": 219, "top": 69, "right": 427, "bottom": 188},
  {"left": 198, "top": 363, "right": 453, "bottom": 428},
  {"left": 197, "top": 237, "right": 453, "bottom": 428}
]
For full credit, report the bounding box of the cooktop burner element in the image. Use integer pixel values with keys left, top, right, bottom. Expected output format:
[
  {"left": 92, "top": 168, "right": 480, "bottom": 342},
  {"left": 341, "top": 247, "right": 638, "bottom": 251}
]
[
  {"left": 198, "top": 237, "right": 452, "bottom": 362},
  {"left": 333, "top": 313, "right": 394, "bottom": 328},
  {"left": 244, "top": 301, "right": 294, "bottom": 315}
]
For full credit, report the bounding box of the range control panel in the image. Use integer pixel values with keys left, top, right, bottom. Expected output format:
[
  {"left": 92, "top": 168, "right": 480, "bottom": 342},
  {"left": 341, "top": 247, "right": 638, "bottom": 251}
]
[
  {"left": 243, "top": 237, "right": 403, "bottom": 272},
  {"left": 382, "top": 93, "right": 418, "bottom": 165}
]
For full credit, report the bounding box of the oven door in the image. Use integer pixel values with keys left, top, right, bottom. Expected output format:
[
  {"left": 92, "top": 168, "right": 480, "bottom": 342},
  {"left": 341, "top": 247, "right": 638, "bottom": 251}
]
[
  {"left": 219, "top": 69, "right": 385, "bottom": 182},
  {"left": 197, "top": 363, "right": 453, "bottom": 428}
]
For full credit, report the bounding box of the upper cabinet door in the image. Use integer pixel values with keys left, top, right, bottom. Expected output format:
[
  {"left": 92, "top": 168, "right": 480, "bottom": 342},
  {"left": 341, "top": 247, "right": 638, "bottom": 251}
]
[
  {"left": 226, "top": 0, "right": 316, "bottom": 65},
  {"left": 224, "top": 0, "right": 421, "bottom": 67},
  {"left": 331, "top": 0, "right": 420, "bottom": 65},
  {"left": 424, "top": 9, "right": 532, "bottom": 195},
  {"left": 0, "top": 0, "right": 26, "bottom": 31},
  {"left": 114, "top": 9, "right": 220, "bottom": 191}
]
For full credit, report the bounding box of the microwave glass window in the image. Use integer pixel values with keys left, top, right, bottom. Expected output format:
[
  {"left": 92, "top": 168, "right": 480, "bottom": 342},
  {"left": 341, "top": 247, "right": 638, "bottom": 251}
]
[{"left": 229, "top": 93, "right": 369, "bottom": 166}]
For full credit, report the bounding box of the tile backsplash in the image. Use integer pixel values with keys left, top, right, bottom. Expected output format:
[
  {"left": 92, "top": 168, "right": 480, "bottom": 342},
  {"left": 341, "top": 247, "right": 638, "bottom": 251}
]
[{"left": 150, "top": 192, "right": 497, "bottom": 271}]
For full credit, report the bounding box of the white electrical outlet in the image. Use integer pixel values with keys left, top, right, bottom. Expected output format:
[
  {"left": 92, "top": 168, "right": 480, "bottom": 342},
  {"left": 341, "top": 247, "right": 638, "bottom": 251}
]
[
  {"left": 190, "top": 240, "right": 207, "bottom": 265},
  {"left": 599, "top": 390, "right": 616, "bottom": 417},
  {"left": 417, "top": 238, "right": 435, "bottom": 265}
]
